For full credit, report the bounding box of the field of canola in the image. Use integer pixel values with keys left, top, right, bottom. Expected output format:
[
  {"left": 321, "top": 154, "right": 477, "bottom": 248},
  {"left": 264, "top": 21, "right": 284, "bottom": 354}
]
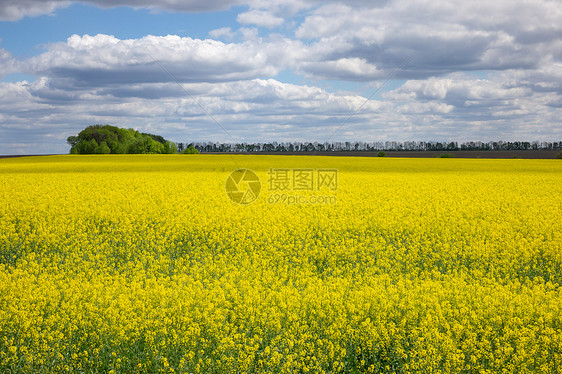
[{"left": 0, "top": 154, "right": 561, "bottom": 373}]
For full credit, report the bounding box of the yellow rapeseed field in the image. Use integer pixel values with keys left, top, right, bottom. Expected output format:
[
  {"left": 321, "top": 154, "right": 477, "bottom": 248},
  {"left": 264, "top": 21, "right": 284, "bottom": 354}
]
[{"left": 0, "top": 155, "right": 561, "bottom": 373}]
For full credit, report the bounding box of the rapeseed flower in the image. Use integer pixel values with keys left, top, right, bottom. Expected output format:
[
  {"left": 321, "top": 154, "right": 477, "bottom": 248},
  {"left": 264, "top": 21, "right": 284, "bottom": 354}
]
[{"left": 0, "top": 155, "right": 560, "bottom": 373}]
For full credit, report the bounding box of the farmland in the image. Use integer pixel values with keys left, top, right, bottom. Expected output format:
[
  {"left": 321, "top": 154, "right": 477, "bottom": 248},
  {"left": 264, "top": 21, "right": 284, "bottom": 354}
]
[{"left": 0, "top": 155, "right": 561, "bottom": 373}]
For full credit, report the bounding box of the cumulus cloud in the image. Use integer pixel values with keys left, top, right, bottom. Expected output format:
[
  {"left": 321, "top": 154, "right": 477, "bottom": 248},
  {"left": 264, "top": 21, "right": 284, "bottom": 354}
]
[
  {"left": 299, "top": 57, "right": 380, "bottom": 81},
  {"left": 0, "top": 48, "right": 19, "bottom": 78},
  {"left": 0, "top": 0, "right": 383, "bottom": 21},
  {"left": 84, "top": 0, "right": 240, "bottom": 12},
  {"left": 208, "top": 27, "right": 234, "bottom": 40},
  {"left": 0, "top": 0, "right": 241, "bottom": 20},
  {"left": 382, "top": 67, "right": 562, "bottom": 139},
  {"left": 0, "top": 77, "right": 389, "bottom": 154},
  {"left": 237, "top": 10, "right": 284, "bottom": 28},
  {"left": 2, "top": 62, "right": 560, "bottom": 155},
  {"left": 25, "top": 34, "right": 283, "bottom": 89},
  {"left": 295, "top": 0, "right": 562, "bottom": 80},
  {"left": 0, "top": 0, "right": 70, "bottom": 21}
]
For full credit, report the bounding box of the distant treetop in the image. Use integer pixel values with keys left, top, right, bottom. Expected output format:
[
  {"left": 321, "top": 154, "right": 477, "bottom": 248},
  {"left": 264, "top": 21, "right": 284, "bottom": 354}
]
[{"left": 67, "top": 125, "right": 177, "bottom": 154}]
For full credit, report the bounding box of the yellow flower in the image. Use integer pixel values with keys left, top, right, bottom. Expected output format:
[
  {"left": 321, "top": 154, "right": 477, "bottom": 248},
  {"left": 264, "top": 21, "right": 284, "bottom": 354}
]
[{"left": 0, "top": 155, "right": 560, "bottom": 373}]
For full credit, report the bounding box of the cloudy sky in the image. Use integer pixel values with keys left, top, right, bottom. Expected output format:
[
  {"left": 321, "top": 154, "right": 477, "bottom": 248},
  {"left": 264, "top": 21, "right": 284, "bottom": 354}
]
[{"left": 0, "top": 0, "right": 561, "bottom": 154}]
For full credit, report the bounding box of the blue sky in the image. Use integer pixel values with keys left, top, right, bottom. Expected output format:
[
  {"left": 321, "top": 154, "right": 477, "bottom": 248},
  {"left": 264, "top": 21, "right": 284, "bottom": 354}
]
[
  {"left": 0, "top": 4, "right": 243, "bottom": 58},
  {"left": 0, "top": 0, "right": 561, "bottom": 154}
]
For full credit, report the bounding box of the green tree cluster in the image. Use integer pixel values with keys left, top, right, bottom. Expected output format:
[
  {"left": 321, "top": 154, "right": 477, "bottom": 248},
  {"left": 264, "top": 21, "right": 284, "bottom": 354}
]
[
  {"left": 182, "top": 145, "right": 200, "bottom": 154},
  {"left": 67, "top": 125, "right": 178, "bottom": 154}
]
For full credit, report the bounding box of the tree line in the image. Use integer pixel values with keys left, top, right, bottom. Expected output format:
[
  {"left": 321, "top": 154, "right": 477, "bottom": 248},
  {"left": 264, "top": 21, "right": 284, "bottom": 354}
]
[
  {"left": 68, "top": 125, "right": 560, "bottom": 155},
  {"left": 185, "top": 140, "right": 562, "bottom": 153}
]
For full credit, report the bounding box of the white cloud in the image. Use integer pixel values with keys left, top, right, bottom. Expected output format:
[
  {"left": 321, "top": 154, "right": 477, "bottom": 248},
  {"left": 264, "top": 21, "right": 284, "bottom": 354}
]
[
  {"left": 294, "top": 0, "right": 562, "bottom": 80},
  {"left": 85, "top": 0, "right": 241, "bottom": 12},
  {"left": 0, "top": 0, "right": 241, "bottom": 20},
  {"left": 382, "top": 68, "right": 562, "bottom": 139},
  {"left": 0, "top": 77, "right": 391, "bottom": 154},
  {"left": 396, "top": 101, "right": 455, "bottom": 115},
  {"left": 237, "top": 10, "right": 284, "bottom": 28},
  {"left": 25, "top": 34, "right": 281, "bottom": 87},
  {"left": 2, "top": 62, "right": 560, "bottom": 155},
  {"left": 0, "top": 48, "right": 19, "bottom": 78},
  {"left": 208, "top": 27, "right": 234, "bottom": 40},
  {"left": 0, "top": 0, "right": 381, "bottom": 21},
  {"left": 299, "top": 57, "right": 380, "bottom": 81},
  {"left": 0, "top": 0, "right": 70, "bottom": 21}
]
